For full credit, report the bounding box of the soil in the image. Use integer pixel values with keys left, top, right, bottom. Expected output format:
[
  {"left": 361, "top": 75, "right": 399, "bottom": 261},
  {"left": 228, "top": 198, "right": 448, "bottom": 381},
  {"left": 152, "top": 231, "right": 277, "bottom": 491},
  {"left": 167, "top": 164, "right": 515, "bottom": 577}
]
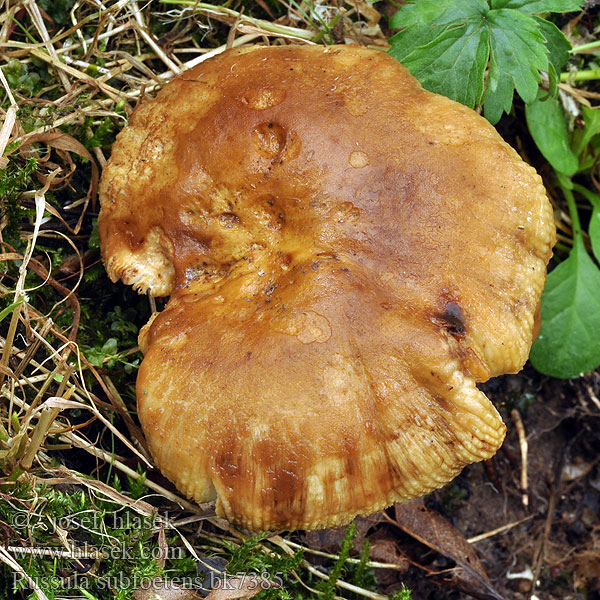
[{"left": 341, "top": 367, "right": 600, "bottom": 600}]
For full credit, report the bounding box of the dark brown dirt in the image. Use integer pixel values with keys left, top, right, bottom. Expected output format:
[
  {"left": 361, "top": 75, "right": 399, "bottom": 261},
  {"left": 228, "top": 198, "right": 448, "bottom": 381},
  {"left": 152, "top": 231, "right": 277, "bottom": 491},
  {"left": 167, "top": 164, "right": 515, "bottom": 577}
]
[{"left": 304, "top": 368, "right": 600, "bottom": 600}]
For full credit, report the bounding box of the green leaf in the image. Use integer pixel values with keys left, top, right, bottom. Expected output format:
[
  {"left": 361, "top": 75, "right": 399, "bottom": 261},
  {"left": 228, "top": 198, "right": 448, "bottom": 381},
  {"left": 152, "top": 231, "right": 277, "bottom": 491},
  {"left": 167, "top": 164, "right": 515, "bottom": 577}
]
[
  {"left": 388, "top": 26, "right": 441, "bottom": 63},
  {"left": 389, "top": 0, "right": 488, "bottom": 30},
  {"left": 572, "top": 184, "right": 600, "bottom": 264},
  {"left": 530, "top": 238, "right": 600, "bottom": 378},
  {"left": 38, "top": 0, "right": 77, "bottom": 26},
  {"left": 101, "top": 337, "right": 118, "bottom": 355},
  {"left": 490, "top": 0, "right": 582, "bottom": 11},
  {"left": 390, "top": 0, "right": 584, "bottom": 123},
  {"left": 0, "top": 297, "right": 26, "bottom": 323},
  {"left": 389, "top": 0, "right": 577, "bottom": 122},
  {"left": 591, "top": 204, "right": 600, "bottom": 265},
  {"left": 487, "top": 10, "right": 547, "bottom": 104},
  {"left": 547, "top": 62, "right": 559, "bottom": 97},
  {"left": 525, "top": 91, "right": 579, "bottom": 175},
  {"left": 400, "top": 20, "right": 490, "bottom": 108},
  {"left": 78, "top": 589, "right": 100, "bottom": 600},
  {"left": 534, "top": 17, "right": 572, "bottom": 73},
  {"left": 573, "top": 106, "right": 600, "bottom": 156},
  {"left": 483, "top": 50, "right": 515, "bottom": 123},
  {"left": 388, "top": 0, "right": 488, "bottom": 62}
]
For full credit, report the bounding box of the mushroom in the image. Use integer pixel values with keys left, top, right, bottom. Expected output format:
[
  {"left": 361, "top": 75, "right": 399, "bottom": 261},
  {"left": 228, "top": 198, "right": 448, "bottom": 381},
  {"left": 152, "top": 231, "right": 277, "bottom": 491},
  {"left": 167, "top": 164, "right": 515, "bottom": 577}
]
[{"left": 98, "top": 45, "right": 555, "bottom": 531}]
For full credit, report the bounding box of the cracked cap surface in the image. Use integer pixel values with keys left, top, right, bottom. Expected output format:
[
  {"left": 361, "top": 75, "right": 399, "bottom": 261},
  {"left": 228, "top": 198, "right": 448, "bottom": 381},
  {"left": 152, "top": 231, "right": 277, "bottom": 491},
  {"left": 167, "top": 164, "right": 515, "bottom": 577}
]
[{"left": 99, "top": 44, "right": 555, "bottom": 531}]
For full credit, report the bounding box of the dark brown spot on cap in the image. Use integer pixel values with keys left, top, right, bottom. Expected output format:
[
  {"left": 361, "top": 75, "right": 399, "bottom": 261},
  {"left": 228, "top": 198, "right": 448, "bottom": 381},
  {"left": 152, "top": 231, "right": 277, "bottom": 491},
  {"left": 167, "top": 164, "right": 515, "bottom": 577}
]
[{"left": 435, "top": 301, "right": 466, "bottom": 336}]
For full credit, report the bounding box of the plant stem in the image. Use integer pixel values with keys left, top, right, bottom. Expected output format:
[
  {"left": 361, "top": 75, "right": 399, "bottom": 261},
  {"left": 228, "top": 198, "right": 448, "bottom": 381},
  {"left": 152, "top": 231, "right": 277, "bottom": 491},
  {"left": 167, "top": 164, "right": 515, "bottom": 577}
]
[
  {"left": 570, "top": 39, "right": 600, "bottom": 53},
  {"left": 312, "top": 12, "right": 342, "bottom": 44},
  {"left": 558, "top": 179, "right": 582, "bottom": 242},
  {"left": 572, "top": 183, "right": 600, "bottom": 209},
  {"left": 560, "top": 68, "right": 600, "bottom": 83}
]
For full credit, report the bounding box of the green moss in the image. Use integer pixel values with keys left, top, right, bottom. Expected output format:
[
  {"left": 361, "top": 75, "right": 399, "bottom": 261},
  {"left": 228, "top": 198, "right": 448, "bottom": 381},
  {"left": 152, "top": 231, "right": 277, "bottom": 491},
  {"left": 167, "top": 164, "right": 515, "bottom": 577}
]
[{"left": 38, "top": 0, "right": 78, "bottom": 26}]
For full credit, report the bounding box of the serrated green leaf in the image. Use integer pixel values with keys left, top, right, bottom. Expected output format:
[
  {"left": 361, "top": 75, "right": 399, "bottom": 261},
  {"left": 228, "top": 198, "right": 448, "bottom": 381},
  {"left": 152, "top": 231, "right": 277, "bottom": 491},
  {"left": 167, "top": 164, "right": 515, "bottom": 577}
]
[
  {"left": 525, "top": 91, "right": 579, "bottom": 175},
  {"left": 389, "top": 0, "right": 488, "bottom": 30},
  {"left": 389, "top": 0, "right": 488, "bottom": 62},
  {"left": 389, "top": 0, "right": 581, "bottom": 121},
  {"left": 490, "top": 0, "right": 582, "bottom": 11},
  {"left": 483, "top": 49, "right": 515, "bottom": 122},
  {"left": 534, "top": 17, "right": 572, "bottom": 73},
  {"left": 401, "top": 20, "right": 489, "bottom": 107},
  {"left": 530, "top": 238, "right": 600, "bottom": 378},
  {"left": 389, "top": 26, "right": 444, "bottom": 62},
  {"left": 487, "top": 10, "right": 547, "bottom": 104}
]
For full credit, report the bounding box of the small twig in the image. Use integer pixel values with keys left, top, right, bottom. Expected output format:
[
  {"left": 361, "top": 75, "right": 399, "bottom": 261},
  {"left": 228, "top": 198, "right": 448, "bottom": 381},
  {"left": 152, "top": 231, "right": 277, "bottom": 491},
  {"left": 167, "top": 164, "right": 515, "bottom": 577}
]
[
  {"left": 45, "top": 396, "right": 151, "bottom": 468},
  {"left": 148, "top": 293, "right": 157, "bottom": 315},
  {"left": 13, "top": 319, "right": 54, "bottom": 379},
  {"left": 467, "top": 515, "right": 535, "bottom": 544},
  {"left": 511, "top": 408, "right": 529, "bottom": 508}
]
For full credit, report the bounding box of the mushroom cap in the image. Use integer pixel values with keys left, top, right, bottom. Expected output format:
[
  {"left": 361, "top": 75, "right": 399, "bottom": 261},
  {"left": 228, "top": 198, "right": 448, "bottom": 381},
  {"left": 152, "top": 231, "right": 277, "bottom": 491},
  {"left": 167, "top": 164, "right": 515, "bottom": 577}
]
[{"left": 99, "top": 45, "right": 555, "bottom": 531}]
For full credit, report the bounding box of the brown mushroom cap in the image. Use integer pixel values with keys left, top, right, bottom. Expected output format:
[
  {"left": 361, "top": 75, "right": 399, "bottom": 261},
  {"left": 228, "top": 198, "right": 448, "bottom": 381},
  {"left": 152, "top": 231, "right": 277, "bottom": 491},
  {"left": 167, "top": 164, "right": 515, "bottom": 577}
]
[{"left": 99, "top": 45, "right": 555, "bottom": 531}]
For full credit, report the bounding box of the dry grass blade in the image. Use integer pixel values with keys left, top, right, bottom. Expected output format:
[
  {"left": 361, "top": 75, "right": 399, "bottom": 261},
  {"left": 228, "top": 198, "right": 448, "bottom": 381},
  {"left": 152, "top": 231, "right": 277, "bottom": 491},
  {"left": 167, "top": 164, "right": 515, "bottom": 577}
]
[
  {"left": 0, "top": 65, "right": 18, "bottom": 168},
  {"left": 272, "top": 536, "right": 409, "bottom": 571},
  {"left": 0, "top": 547, "right": 50, "bottom": 600},
  {"left": 160, "top": 1, "right": 317, "bottom": 41},
  {"left": 24, "top": 0, "right": 71, "bottom": 91},
  {"left": 0, "top": 168, "right": 58, "bottom": 389},
  {"left": 44, "top": 396, "right": 151, "bottom": 466}
]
